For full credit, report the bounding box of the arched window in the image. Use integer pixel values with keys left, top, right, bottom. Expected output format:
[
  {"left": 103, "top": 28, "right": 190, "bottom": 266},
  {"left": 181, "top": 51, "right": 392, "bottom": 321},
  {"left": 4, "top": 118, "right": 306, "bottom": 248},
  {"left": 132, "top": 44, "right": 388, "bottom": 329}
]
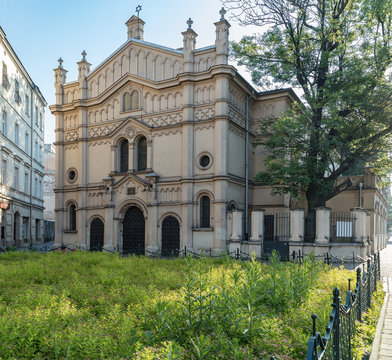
[
  {"left": 123, "top": 92, "right": 132, "bottom": 111},
  {"left": 137, "top": 137, "right": 147, "bottom": 171},
  {"left": 120, "top": 139, "right": 129, "bottom": 173},
  {"left": 69, "top": 203, "right": 76, "bottom": 231},
  {"left": 131, "top": 90, "right": 139, "bottom": 109},
  {"left": 200, "top": 196, "right": 210, "bottom": 228},
  {"left": 123, "top": 91, "right": 140, "bottom": 111}
]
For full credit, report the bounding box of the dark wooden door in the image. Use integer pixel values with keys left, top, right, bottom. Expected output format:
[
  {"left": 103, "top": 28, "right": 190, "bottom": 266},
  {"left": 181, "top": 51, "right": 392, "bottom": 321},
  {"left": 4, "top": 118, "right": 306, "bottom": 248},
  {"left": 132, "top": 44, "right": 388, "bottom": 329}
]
[
  {"left": 161, "top": 216, "right": 180, "bottom": 257},
  {"left": 123, "top": 206, "right": 145, "bottom": 255},
  {"left": 90, "top": 218, "right": 104, "bottom": 251}
]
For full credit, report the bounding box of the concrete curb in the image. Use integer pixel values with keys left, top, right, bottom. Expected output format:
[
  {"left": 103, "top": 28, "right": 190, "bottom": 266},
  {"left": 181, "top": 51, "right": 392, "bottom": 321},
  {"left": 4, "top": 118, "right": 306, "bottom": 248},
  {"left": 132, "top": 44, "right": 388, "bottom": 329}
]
[{"left": 369, "top": 291, "right": 389, "bottom": 360}]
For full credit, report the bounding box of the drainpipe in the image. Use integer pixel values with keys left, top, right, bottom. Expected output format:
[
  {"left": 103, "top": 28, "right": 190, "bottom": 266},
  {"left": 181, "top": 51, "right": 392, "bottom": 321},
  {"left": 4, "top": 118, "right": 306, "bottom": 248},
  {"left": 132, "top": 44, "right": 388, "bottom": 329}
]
[
  {"left": 359, "top": 181, "right": 363, "bottom": 208},
  {"left": 29, "top": 86, "right": 33, "bottom": 247},
  {"left": 245, "top": 95, "right": 250, "bottom": 240}
]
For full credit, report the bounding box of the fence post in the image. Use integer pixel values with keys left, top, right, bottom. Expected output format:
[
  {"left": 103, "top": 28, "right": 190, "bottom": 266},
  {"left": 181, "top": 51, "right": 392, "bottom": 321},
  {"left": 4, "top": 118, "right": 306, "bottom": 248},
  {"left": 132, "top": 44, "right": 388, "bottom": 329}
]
[
  {"left": 367, "top": 258, "right": 371, "bottom": 308},
  {"left": 332, "top": 288, "right": 340, "bottom": 360},
  {"left": 377, "top": 251, "right": 381, "bottom": 281},
  {"left": 357, "top": 267, "right": 362, "bottom": 322}
]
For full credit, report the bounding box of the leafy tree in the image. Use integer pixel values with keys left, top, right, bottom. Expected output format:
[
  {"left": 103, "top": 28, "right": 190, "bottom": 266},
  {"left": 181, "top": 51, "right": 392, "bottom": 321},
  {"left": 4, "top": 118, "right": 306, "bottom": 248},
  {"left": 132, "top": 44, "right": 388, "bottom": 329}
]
[{"left": 223, "top": 0, "right": 392, "bottom": 222}]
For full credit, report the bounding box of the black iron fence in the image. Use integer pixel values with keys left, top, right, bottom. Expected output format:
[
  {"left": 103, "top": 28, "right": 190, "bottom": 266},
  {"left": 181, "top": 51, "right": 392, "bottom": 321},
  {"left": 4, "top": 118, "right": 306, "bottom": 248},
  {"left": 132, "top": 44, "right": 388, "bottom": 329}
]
[
  {"left": 301, "top": 253, "right": 380, "bottom": 360},
  {"left": 330, "top": 213, "right": 356, "bottom": 243},
  {"left": 264, "top": 212, "right": 291, "bottom": 241}
]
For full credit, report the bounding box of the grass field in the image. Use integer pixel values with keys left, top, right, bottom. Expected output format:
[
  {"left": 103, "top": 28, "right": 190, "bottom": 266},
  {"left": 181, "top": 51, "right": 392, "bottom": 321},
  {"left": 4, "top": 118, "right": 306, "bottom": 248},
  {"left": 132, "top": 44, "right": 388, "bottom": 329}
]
[{"left": 0, "top": 251, "right": 367, "bottom": 359}]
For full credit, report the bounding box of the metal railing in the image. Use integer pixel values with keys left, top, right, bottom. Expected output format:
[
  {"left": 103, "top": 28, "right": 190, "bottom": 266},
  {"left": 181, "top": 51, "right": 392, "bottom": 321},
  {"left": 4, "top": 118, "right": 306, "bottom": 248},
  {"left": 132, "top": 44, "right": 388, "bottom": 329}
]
[
  {"left": 264, "top": 212, "right": 291, "bottom": 241},
  {"left": 330, "top": 213, "right": 356, "bottom": 243},
  {"left": 303, "top": 253, "right": 380, "bottom": 360}
]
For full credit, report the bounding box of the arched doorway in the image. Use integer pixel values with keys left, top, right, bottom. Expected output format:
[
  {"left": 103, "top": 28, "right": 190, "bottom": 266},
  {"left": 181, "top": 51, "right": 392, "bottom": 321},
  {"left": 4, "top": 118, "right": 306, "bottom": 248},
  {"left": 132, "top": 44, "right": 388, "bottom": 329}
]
[
  {"left": 161, "top": 216, "right": 180, "bottom": 257},
  {"left": 123, "top": 206, "right": 145, "bottom": 255},
  {"left": 90, "top": 218, "right": 104, "bottom": 251}
]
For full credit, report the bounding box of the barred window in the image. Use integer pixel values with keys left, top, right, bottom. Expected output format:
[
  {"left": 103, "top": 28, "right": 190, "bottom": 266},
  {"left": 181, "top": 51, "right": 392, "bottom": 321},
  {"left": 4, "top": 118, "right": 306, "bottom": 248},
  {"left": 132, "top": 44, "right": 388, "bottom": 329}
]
[{"left": 200, "top": 196, "right": 210, "bottom": 228}]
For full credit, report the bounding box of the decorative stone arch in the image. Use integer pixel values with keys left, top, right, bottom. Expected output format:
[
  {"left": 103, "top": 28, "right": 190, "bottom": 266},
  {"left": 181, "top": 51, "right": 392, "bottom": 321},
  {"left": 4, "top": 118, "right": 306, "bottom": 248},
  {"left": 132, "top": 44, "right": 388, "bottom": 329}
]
[
  {"left": 174, "top": 92, "right": 182, "bottom": 108},
  {"left": 227, "top": 200, "right": 238, "bottom": 212},
  {"left": 144, "top": 92, "right": 153, "bottom": 113},
  {"left": 97, "top": 74, "right": 104, "bottom": 95},
  {"left": 117, "top": 198, "right": 148, "bottom": 220},
  {"left": 154, "top": 55, "right": 163, "bottom": 81}
]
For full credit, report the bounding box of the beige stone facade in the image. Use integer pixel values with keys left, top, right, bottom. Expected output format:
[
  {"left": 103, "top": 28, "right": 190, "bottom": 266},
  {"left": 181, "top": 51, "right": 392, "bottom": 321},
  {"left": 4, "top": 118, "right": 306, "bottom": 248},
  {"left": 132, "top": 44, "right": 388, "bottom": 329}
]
[
  {"left": 0, "top": 26, "right": 46, "bottom": 249},
  {"left": 50, "top": 11, "right": 387, "bottom": 257}
]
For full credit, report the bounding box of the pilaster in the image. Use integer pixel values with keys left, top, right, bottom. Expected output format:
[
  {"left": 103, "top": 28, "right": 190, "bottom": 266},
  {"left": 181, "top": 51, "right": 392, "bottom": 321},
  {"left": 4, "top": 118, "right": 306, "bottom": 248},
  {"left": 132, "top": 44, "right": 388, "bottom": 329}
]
[
  {"left": 214, "top": 8, "right": 231, "bottom": 65},
  {"left": 315, "top": 207, "right": 331, "bottom": 244},
  {"left": 182, "top": 18, "right": 197, "bottom": 73},
  {"left": 290, "top": 208, "right": 305, "bottom": 242}
]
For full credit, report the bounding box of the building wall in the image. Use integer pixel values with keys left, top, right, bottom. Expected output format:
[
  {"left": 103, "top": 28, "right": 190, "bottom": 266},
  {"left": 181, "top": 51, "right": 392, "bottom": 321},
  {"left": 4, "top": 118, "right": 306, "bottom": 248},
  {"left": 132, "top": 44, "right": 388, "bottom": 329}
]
[{"left": 0, "top": 26, "right": 46, "bottom": 248}]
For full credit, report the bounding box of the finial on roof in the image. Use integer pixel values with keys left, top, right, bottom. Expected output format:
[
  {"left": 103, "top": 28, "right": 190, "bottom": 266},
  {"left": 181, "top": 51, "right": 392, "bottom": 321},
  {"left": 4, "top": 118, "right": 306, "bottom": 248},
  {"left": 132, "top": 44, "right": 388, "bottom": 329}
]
[
  {"left": 187, "top": 18, "right": 193, "bottom": 30},
  {"left": 81, "top": 50, "right": 87, "bottom": 61},
  {"left": 58, "top": 57, "right": 63, "bottom": 68},
  {"left": 136, "top": 5, "right": 142, "bottom": 17},
  {"left": 220, "top": 7, "right": 226, "bottom": 21}
]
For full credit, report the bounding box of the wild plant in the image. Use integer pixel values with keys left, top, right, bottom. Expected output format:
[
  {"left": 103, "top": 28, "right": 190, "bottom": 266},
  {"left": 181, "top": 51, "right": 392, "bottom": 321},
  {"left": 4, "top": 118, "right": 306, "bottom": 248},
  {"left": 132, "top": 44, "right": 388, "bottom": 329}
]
[{"left": 240, "top": 252, "right": 265, "bottom": 341}]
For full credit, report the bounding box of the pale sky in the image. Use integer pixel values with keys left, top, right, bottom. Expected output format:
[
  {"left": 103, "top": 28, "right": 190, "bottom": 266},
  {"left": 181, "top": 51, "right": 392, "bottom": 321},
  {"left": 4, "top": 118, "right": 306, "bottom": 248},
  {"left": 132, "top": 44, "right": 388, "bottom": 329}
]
[{"left": 0, "top": 0, "right": 258, "bottom": 144}]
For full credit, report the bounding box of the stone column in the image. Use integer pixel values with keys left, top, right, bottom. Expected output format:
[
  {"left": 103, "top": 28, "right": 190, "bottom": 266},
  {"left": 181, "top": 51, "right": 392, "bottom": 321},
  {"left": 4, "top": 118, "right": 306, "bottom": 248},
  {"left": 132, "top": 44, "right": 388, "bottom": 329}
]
[
  {"left": 229, "top": 210, "right": 242, "bottom": 255},
  {"left": 351, "top": 208, "right": 367, "bottom": 244},
  {"left": 128, "top": 143, "right": 134, "bottom": 171},
  {"left": 110, "top": 145, "right": 116, "bottom": 173},
  {"left": 250, "top": 210, "right": 264, "bottom": 241},
  {"left": 290, "top": 208, "right": 305, "bottom": 242},
  {"left": 315, "top": 207, "right": 330, "bottom": 244}
]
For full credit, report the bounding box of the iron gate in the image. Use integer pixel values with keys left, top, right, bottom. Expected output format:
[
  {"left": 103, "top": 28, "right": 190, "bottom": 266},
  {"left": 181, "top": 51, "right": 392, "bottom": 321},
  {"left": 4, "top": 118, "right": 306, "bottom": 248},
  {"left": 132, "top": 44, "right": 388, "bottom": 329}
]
[
  {"left": 123, "top": 206, "right": 145, "bottom": 255},
  {"left": 263, "top": 213, "right": 290, "bottom": 259},
  {"left": 90, "top": 218, "right": 104, "bottom": 251},
  {"left": 161, "top": 216, "right": 180, "bottom": 257}
]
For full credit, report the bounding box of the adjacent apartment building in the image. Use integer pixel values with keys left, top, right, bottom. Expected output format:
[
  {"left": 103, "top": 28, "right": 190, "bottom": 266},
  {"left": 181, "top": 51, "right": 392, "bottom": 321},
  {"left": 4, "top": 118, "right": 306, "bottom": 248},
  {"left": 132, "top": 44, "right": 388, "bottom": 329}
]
[
  {"left": 0, "top": 26, "right": 46, "bottom": 248},
  {"left": 50, "top": 10, "right": 387, "bottom": 257}
]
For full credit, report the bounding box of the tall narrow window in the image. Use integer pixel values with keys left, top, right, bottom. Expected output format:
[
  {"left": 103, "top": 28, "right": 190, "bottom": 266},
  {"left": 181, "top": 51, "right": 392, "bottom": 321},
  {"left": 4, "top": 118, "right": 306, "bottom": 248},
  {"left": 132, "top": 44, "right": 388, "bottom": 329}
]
[
  {"left": 1, "top": 160, "right": 6, "bottom": 185},
  {"left": 25, "top": 94, "right": 29, "bottom": 115},
  {"left": 35, "top": 106, "right": 38, "bottom": 125},
  {"left": 24, "top": 172, "right": 29, "bottom": 193},
  {"left": 200, "top": 196, "right": 211, "bottom": 228},
  {"left": 14, "top": 80, "right": 20, "bottom": 104},
  {"left": 120, "top": 139, "right": 129, "bottom": 173},
  {"left": 131, "top": 91, "right": 139, "bottom": 109},
  {"left": 25, "top": 132, "right": 29, "bottom": 154},
  {"left": 14, "top": 167, "right": 19, "bottom": 190},
  {"left": 137, "top": 137, "right": 147, "bottom": 171},
  {"left": 2, "top": 111, "right": 7, "bottom": 136},
  {"left": 123, "top": 92, "right": 132, "bottom": 111},
  {"left": 69, "top": 204, "right": 77, "bottom": 231},
  {"left": 39, "top": 113, "right": 43, "bottom": 130},
  {"left": 15, "top": 123, "right": 19, "bottom": 145},
  {"left": 2, "top": 63, "right": 9, "bottom": 89}
]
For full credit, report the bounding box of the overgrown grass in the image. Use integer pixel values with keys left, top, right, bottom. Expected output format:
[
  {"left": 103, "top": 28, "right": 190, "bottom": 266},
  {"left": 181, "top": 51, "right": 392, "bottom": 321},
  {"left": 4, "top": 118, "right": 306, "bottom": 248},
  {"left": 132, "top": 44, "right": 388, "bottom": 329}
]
[{"left": 0, "top": 251, "right": 360, "bottom": 359}]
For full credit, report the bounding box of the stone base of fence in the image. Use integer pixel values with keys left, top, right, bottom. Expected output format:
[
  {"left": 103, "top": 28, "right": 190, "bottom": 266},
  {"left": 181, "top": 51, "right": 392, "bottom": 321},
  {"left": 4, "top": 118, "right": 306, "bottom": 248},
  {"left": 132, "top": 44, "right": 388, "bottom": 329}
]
[
  {"left": 290, "top": 241, "right": 369, "bottom": 259},
  {"left": 228, "top": 240, "right": 241, "bottom": 256},
  {"left": 240, "top": 241, "right": 262, "bottom": 257}
]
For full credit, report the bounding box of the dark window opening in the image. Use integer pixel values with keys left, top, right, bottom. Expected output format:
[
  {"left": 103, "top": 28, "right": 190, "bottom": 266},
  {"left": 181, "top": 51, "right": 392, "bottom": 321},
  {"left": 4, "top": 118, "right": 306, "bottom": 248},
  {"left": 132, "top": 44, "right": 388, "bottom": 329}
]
[
  {"left": 69, "top": 204, "right": 76, "bottom": 231},
  {"left": 200, "top": 196, "right": 210, "bottom": 228},
  {"left": 137, "top": 137, "right": 147, "bottom": 171},
  {"left": 120, "top": 139, "right": 129, "bottom": 173}
]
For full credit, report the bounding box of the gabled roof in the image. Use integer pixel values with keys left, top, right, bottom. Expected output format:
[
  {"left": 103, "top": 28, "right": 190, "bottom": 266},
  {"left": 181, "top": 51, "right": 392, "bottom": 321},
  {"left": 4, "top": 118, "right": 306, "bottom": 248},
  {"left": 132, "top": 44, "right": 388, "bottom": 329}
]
[
  {"left": 88, "top": 37, "right": 183, "bottom": 78},
  {"left": 126, "top": 15, "right": 145, "bottom": 25}
]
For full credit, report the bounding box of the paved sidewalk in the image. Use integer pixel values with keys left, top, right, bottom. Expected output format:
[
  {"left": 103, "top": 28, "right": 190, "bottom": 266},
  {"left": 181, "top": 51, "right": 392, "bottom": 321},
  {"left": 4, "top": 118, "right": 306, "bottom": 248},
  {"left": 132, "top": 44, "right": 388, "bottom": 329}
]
[{"left": 370, "top": 241, "right": 392, "bottom": 359}]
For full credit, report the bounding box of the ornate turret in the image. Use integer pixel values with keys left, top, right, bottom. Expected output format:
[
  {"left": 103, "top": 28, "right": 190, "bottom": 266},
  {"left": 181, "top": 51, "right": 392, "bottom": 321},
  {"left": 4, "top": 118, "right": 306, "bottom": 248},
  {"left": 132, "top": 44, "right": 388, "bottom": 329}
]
[
  {"left": 182, "top": 18, "right": 198, "bottom": 72},
  {"left": 126, "top": 15, "right": 145, "bottom": 40},
  {"left": 215, "top": 8, "right": 231, "bottom": 65},
  {"left": 77, "top": 50, "right": 91, "bottom": 99},
  {"left": 53, "top": 57, "right": 67, "bottom": 105}
]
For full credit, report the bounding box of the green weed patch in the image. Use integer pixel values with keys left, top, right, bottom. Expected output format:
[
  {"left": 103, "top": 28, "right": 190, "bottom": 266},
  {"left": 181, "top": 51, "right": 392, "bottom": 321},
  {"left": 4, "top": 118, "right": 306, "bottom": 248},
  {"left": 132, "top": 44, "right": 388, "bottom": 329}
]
[{"left": 0, "top": 251, "right": 361, "bottom": 359}]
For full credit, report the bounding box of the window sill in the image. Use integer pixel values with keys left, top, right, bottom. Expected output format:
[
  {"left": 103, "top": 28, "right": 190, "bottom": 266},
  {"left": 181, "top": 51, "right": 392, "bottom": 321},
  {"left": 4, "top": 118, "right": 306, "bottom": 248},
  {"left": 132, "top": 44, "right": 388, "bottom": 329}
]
[
  {"left": 64, "top": 230, "right": 78, "bottom": 234},
  {"left": 193, "top": 227, "right": 214, "bottom": 232}
]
